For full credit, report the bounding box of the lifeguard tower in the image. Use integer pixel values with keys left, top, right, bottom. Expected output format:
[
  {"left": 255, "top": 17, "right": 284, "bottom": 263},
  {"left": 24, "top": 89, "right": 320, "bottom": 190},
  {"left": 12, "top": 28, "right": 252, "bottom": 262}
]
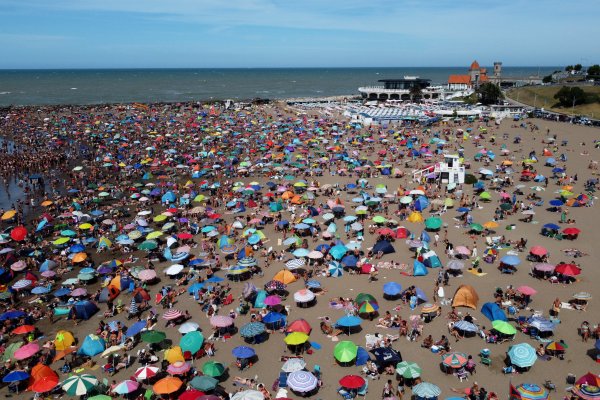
[{"left": 412, "top": 155, "right": 465, "bottom": 184}]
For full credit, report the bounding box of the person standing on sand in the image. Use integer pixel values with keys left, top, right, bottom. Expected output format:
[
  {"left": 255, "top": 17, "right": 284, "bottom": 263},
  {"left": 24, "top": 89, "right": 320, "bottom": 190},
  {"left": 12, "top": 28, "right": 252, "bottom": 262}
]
[{"left": 552, "top": 298, "right": 561, "bottom": 317}]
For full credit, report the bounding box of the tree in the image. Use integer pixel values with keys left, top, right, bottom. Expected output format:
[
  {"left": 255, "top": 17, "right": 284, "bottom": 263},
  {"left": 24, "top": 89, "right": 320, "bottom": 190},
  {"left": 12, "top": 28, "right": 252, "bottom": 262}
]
[
  {"left": 476, "top": 82, "right": 503, "bottom": 105},
  {"left": 542, "top": 75, "right": 553, "bottom": 83},
  {"left": 574, "top": 64, "right": 583, "bottom": 71},
  {"left": 587, "top": 64, "right": 600, "bottom": 77},
  {"left": 554, "top": 86, "right": 587, "bottom": 107},
  {"left": 565, "top": 65, "right": 574, "bottom": 72}
]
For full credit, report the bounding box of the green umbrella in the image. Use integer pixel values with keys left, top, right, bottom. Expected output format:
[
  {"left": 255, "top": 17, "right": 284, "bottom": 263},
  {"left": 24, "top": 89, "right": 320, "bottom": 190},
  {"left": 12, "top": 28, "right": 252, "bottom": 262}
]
[
  {"left": 1, "top": 341, "right": 23, "bottom": 362},
  {"left": 396, "top": 361, "right": 422, "bottom": 379},
  {"left": 202, "top": 361, "right": 225, "bottom": 377},
  {"left": 141, "top": 330, "right": 166, "bottom": 344},
  {"left": 334, "top": 341, "right": 358, "bottom": 363},
  {"left": 180, "top": 331, "right": 204, "bottom": 355},
  {"left": 138, "top": 240, "right": 158, "bottom": 251},
  {"left": 190, "top": 375, "right": 218, "bottom": 391},
  {"left": 62, "top": 374, "right": 98, "bottom": 396},
  {"left": 492, "top": 320, "right": 517, "bottom": 335},
  {"left": 479, "top": 192, "right": 491, "bottom": 200},
  {"left": 53, "top": 237, "right": 71, "bottom": 245},
  {"left": 469, "top": 223, "right": 484, "bottom": 232},
  {"left": 500, "top": 203, "right": 512, "bottom": 210},
  {"left": 372, "top": 216, "right": 386, "bottom": 224},
  {"left": 88, "top": 395, "right": 112, "bottom": 400},
  {"left": 355, "top": 293, "right": 377, "bottom": 304},
  {"left": 424, "top": 217, "right": 443, "bottom": 230}
]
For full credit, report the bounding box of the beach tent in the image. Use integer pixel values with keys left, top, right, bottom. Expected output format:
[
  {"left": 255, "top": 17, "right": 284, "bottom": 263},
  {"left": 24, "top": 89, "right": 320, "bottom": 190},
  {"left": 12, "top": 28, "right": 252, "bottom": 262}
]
[
  {"left": 98, "top": 285, "right": 120, "bottom": 303},
  {"left": 422, "top": 251, "right": 442, "bottom": 268},
  {"left": 54, "top": 330, "right": 75, "bottom": 350},
  {"left": 451, "top": 285, "right": 479, "bottom": 309},
  {"left": 372, "top": 240, "right": 395, "bottom": 255},
  {"left": 480, "top": 302, "right": 507, "bottom": 322},
  {"left": 413, "top": 260, "right": 428, "bottom": 276},
  {"left": 72, "top": 301, "right": 99, "bottom": 320},
  {"left": 273, "top": 270, "right": 296, "bottom": 285},
  {"left": 78, "top": 334, "right": 105, "bottom": 357}
]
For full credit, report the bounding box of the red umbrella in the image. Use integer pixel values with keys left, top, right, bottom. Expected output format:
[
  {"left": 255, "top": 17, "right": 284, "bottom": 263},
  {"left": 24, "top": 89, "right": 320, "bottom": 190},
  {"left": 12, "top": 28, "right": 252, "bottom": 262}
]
[
  {"left": 376, "top": 228, "right": 395, "bottom": 236},
  {"left": 563, "top": 227, "right": 581, "bottom": 235},
  {"left": 30, "top": 375, "right": 59, "bottom": 393},
  {"left": 180, "top": 389, "right": 206, "bottom": 400},
  {"left": 576, "top": 372, "right": 600, "bottom": 386},
  {"left": 286, "top": 318, "right": 312, "bottom": 334},
  {"left": 10, "top": 226, "right": 28, "bottom": 242},
  {"left": 555, "top": 263, "right": 582, "bottom": 276},
  {"left": 12, "top": 325, "right": 35, "bottom": 334},
  {"left": 529, "top": 246, "right": 547, "bottom": 256},
  {"left": 339, "top": 374, "right": 366, "bottom": 389},
  {"left": 516, "top": 286, "right": 537, "bottom": 296},
  {"left": 395, "top": 228, "right": 409, "bottom": 239},
  {"left": 178, "top": 232, "right": 193, "bottom": 240}
]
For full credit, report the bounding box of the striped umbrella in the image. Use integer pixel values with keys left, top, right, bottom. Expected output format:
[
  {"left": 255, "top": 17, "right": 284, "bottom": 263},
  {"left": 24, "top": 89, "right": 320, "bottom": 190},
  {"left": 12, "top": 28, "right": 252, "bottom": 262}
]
[
  {"left": 238, "top": 257, "right": 257, "bottom": 267},
  {"left": 61, "top": 374, "right": 99, "bottom": 396},
  {"left": 396, "top": 361, "right": 422, "bottom": 379},
  {"left": 412, "top": 382, "right": 441, "bottom": 398},
  {"left": 508, "top": 343, "right": 537, "bottom": 368},
  {"left": 285, "top": 258, "right": 306, "bottom": 270},
  {"left": 453, "top": 320, "right": 478, "bottom": 333},
  {"left": 328, "top": 261, "right": 343, "bottom": 277},
  {"left": 162, "top": 309, "right": 183, "bottom": 320},
  {"left": 167, "top": 361, "right": 191, "bottom": 375},
  {"left": 134, "top": 365, "right": 159, "bottom": 381},
  {"left": 112, "top": 379, "right": 140, "bottom": 395},
  {"left": 129, "top": 299, "right": 138, "bottom": 315},
  {"left": 220, "top": 244, "right": 238, "bottom": 254},
  {"left": 515, "top": 383, "right": 549, "bottom": 400},
  {"left": 12, "top": 279, "right": 32, "bottom": 290},
  {"left": 287, "top": 370, "right": 318, "bottom": 393},
  {"left": 441, "top": 352, "right": 468, "bottom": 369}
]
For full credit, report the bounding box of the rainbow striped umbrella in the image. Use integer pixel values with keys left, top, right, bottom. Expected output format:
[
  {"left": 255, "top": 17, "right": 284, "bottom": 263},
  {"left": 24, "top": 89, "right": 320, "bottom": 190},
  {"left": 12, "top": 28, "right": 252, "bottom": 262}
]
[{"left": 515, "top": 383, "right": 549, "bottom": 400}]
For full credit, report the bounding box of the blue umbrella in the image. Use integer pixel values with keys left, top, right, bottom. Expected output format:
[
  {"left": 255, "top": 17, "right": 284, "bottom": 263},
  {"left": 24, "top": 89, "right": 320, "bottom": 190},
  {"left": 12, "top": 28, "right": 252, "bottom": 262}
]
[
  {"left": 480, "top": 302, "right": 507, "bottom": 322},
  {"left": 247, "top": 234, "right": 261, "bottom": 245},
  {"left": 528, "top": 316, "right": 556, "bottom": 332},
  {"left": 206, "top": 275, "right": 224, "bottom": 283},
  {"left": 413, "top": 382, "right": 442, "bottom": 398},
  {"left": 457, "top": 207, "right": 471, "bottom": 213},
  {"left": 549, "top": 199, "right": 564, "bottom": 207},
  {"left": 31, "top": 286, "right": 51, "bottom": 294},
  {"left": 383, "top": 282, "right": 402, "bottom": 296},
  {"left": 453, "top": 320, "right": 478, "bottom": 333},
  {"left": 500, "top": 255, "right": 521, "bottom": 266},
  {"left": 2, "top": 370, "right": 29, "bottom": 383},
  {"left": 232, "top": 346, "right": 255, "bottom": 359},
  {"left": 329, "top": 244, "right": 348, "bottom": 260},
  {"left": 69, "top": 244, "right": 85, "bottom": 253},
  {"left": 543, "top": 223, "right": 560, "bottom": 231},
  {"left": 508, "top": 343, "right": 537, "bottom": 368},
  {"left": 306, "top": 280, "right": 321, "bottom": 289},
  {"left": 293, "top": 248, "right": 310, "bottom": 258},
  {"left": 187, "top": 282, "right": 205, "bottom": 294},
  {"left": 0, "top": 310, "right": 27, "bottom": 320},
  {"left": 263, "top": 312, "right": 285, "bottom": 324},
  {"left": 126, "top": 321, "right": 147, "bottom": 337},
  {"left": 355, "top": 346, "right": 370, "bottom": 366},
  {"left": 336, "top": 315, "right": 362, "bottom": 327},
  {"left": 341, "top": 254, "right": 358, "bottom": 268},
  {"left": 53, "top": 288, "right": 71, "bottom": 297},
  {"left": 315, "top": 244, "right": 330, "bottom": 253},
  {"left": 294, "top": 223, "right": 310, "bottom": 230},
  {"left": 240, "top": 322, "right": 266, "bottom": 338}
]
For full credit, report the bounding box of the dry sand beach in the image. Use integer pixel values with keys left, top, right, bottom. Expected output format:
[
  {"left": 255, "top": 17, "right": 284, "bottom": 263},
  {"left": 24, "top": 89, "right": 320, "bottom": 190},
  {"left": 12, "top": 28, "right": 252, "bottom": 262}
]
[{"left": 0, "top": 101, "right": 598, "bottom": 400}]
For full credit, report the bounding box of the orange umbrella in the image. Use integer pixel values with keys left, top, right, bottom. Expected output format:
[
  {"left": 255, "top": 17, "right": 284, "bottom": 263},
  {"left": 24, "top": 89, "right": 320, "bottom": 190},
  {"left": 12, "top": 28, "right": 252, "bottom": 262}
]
[
  {"left": 12, "top": 325, "right": 35, "bottom": 335},
  {"left": 72, "top": 252, "right": 88, "bottom": 263},
  {"left": 53, "top": 347, "right": 78, "bottom": 363},
  {"left": 153, "top": 377, "right": 183, "bottom": 394},
  {"left": 28, "top": 364, "right": 58, "bottom": 392}
]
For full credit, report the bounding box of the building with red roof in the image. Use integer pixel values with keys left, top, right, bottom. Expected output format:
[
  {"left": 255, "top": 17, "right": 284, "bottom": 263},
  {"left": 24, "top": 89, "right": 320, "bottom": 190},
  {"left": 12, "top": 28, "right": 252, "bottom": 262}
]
[{"left": 448, "top": 61, "right": 489, "bottom": 90}]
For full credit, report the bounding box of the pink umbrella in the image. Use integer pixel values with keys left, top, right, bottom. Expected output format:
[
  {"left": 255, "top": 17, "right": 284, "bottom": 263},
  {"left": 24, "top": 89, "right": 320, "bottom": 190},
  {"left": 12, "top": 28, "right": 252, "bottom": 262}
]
[
  {"left": 71, "top": 288, "right": 88, "bottom": 297},
  {"left": 209, "top": 315, "right": 233, "bottom": 328},
  {"left": 533, "top": 263, "right": 555, "bottom": 272},
  {"left": 499, "top": 192, "right": 510, "bottom": 199},
  {"left": 455, "top": 246, "right": 471, "bottom": 256},
  {"left": 162, "top": 309, "right": 183, "bottom": 320},
  {"left": 14, "top": 342, "right": 41, "bottom": 360},
  {"left": 529, "top": 246, "right": 547, "bottom": 256},
  {"left": 264, "top": 295, "right": 281, "bottom": 306},
  {"left": 112, "top": 379, "right": 140, "bottom": 395},
  {"left": 10, "top": 260, "right": 27, "bottom": 271},
  {"left": 167, "top": 361, "right": 191, "bottom": 375},
  {"left": 176, "top": 245, "right": 191, "bottom": 254},
  {"left": 41, "top": 270, "right": 56, "bottom": 278},
  {"left": 516, "top": 286, "right": 537, "bottom": 296},
  {"left": 138, "top": 269, "right": 157, "bottom": 281},
  {"left": 134, "top": 365, "right": 159, "bottom": 381}
]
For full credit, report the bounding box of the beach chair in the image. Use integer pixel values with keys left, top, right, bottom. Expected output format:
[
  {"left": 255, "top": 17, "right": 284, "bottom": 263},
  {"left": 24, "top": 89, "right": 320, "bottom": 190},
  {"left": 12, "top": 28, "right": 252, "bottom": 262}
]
[
  {"left": 338, "top": 388, "right": 354, "bottom": 400},
  {"left": 503, "top": 366, "right": 514, "bottom": 374},
  {"left": 455, "top": 368, "right": 469, "bottom": 382},
  {"left": 278, "top": 372, "right": 288, "bottom": 388},
  {"left": 357, "top": 381, "right": 368, "bottom": 398}
]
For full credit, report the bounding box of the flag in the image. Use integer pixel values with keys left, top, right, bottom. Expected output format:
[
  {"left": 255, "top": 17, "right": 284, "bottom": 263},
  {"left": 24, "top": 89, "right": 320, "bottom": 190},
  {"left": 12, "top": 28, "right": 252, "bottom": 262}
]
[{"left": 509, "top": 383, "right": 522, "bottom": 400}]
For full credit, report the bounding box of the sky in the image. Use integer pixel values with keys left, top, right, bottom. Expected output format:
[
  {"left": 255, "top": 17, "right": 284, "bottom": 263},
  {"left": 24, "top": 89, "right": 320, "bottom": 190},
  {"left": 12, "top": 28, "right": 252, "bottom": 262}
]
[{"left": 1, "top": 0, "right": 599, "bottom": 69}]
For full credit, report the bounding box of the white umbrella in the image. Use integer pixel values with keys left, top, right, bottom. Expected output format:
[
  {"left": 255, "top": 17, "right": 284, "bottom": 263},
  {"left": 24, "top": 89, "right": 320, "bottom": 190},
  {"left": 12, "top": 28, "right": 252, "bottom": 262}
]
[
  {"left": 178, "top": 322, "right": 200, "bottom": 334},
  {"left": 293, "top": 289, "right": 316, "bottom": 303},
  {"left": 281, "top": 358, "right": 307, "bottom": 373},
  {"left": 165, "top": 264, "right": 184, "bottom": 275}
]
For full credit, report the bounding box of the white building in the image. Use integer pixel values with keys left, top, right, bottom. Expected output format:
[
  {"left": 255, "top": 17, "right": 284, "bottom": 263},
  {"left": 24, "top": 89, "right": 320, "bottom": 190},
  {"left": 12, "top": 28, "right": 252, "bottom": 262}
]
[{"left": 413, "top": 155, "right": 465, "bottom": 184}]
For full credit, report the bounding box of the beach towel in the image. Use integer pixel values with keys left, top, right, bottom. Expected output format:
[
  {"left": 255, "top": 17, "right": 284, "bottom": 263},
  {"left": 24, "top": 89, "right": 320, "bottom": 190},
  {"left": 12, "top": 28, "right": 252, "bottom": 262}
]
[
  {"left": 467, "top": 269, "right": 488, "bottom": 277},
  {"left": 560, "top": 302, "right": 575, "bottom": 310},
  {"left": 309, "top": 341, "right": 322, "bottom": 350}
]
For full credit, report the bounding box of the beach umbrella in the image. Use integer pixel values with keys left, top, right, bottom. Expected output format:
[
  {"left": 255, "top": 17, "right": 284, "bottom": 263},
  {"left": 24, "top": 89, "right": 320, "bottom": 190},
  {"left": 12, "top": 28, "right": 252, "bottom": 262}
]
[
  {"left": 441, "top": 352, "right": 468, "bottom": 369},
  {"left": 286, "top": 319, "right": 312, "bottom": 334},
  {"left": 167, "top": 361, "right": 191, "bottom": 375},
  {"left": 287, "top": 370, "right": 318, "bottom": 393},
  {"left": 163, "top": 309, "right": 183, "bottom": 320},
  {"left": 125, "top": 321, "right": 147, "bottom": 337},
  {"left": 339, "top": 375, "right": 366, "bottom": 390},
  {"left": 178, "top": 322, "right": 200, "bottom": 334},
  {"left": 240, "top": 322, "right": 266, "bottom": 338},
  {"left": 529, "top": 246, "right": 547, "bottom": 256},
  {"left": 154, "top": 377, "right": 184, "bottom": 395},
  {"left": 282, "top": 358, "right": 307, "bottom": 373},
  {"left": 492, "top": 320, "right": 517, "bottom": 335},
  {"left": 500, "top": 255, "right": 521, "bottom": 266},
  {"left": 285, "top": 258, "right": 305, "bottom": 270},
  {"left": 528, "top": 316, "right": 555, "bottom": 332},
  {"left": 358, "top": 300, "right": 379, "bottom": 314},
  {"left": 424, "top": 217, "right": 443, "bottom": 230},
  {"left": 30, "top": 375, "right": 59, "bottom": 394},
  {"left": 383, "top": 282, "right": 402, "bottom": 296},
  {"left": 190, "top": 376, "right": 218, "bottom": 391},
  {"left": 453, "top": 320, "right": 478, "bottom": 333},
  {"left": 134, "top": 365, "right": 159, "bottom": 381},
  {"left": 230, "top": 390, "right": 265, "bottom": 400},
  {"left": 141, "top": 330, "right": 166, "bottom": 344},
  {"left": 180, "top": 331, "right": 204, "bottom": 354},
  {"left": 210, "top": 315, "right": 234, "bottom": 328},
  {"left": 10, "top": 226, "right": 28, "bottom": 241},
  {"left": 284, "top": 332, "right": 309, "bottom": 346},
  {"left": 508, "top": 343, "right": 537, "bottom": 368},
  {"left": 179, "top": 390, "right": 206, "bottom": 400},
  {"left": 232, "top": 346, "right": 255, "bottom": 359},
  {"left": 396, "top": 361, "right": 422, "bottom": 379},
  {"left": 555, "top": 263, "right": 581, "bottom": 276},
  {"left": 336, "top": 315, "right": 362, "bottom": 331},
  {"left": 112, "top": 380, "right": 139, "bottom": 395},
  {"left": 14, "top": 342, "right": 41, "bottom": 360},
  {"left": 412, "top": 382, "right": 441, "bottom": 398},
  {"left": 202, "top": 361, "right": 225, "bottom": 378},
  {"left": 2, "top": 370, "right": 29, "bottom": 383},
  {"left": 515, "top": 383, "right": 549, "bottom": 400},
  {"left": 570, "top": 385, "right": 599, "bottom": 400},
  {"left": 533, "top": 263, "right": 555, "bottom": 272},
  {"left": 334, "top": 341, "right": 358, "bottom": 363},
  {"left": 516, "top": 286, "right": 537, "bottom": 296},
  {"left": 61, "top": 374, "right": 98, "bottom": 396}
]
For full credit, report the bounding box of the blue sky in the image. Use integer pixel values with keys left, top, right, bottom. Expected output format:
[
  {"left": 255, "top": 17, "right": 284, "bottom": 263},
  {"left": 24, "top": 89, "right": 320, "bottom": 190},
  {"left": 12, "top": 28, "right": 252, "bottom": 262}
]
[{"left": 1, "top": 0, "right": 598, "bottom": 68}]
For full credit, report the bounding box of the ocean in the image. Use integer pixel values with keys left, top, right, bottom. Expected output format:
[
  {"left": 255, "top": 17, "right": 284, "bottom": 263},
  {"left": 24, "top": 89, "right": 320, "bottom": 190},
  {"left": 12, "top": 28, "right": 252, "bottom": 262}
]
[{"left": 0, "top": 67, "right": 558, "bottom": 107}]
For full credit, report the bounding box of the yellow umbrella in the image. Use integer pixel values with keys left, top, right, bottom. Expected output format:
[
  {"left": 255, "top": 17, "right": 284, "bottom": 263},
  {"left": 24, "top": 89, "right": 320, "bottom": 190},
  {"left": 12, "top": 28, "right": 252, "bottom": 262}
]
[
  {"left": 153, "top": 215, "right": 167, "bottom": 222},
  {"left": 193, "top": 195, "right": 207, "bottom": 203},
  {"left": 284, "top": 332, "right": 309, "bottom": 345},
  {"left": 1, "top": 210, "right": 16, "bottom": 220},
  {"left": 164, "top": 346, "right": 185, "bottom": 364},
  {"left": 53, "top": 237, "right": 71, "bottom": 245},
  {"left": 41, "top": 200, "right": 54, "bottom": 207},
  {"left": 146, "top": 231, "right": 163, "bottom": 240},
  {"left": 79, "top": 223, "right": 92, "bottom": 230},
  {"left": 54, "top": 330, "right": 75, "bottom": 351},
  {"left": 407, "top": 212, "right": 424, "bottom": 223}
]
